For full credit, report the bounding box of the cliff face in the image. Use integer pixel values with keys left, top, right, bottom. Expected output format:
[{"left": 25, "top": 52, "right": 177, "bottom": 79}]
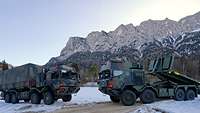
[
  {"left": 60, "top": 37, "right": 90, "bottom": 59},
  {"left": 47, "top": 11, "right": 200, "bottom": 65}
]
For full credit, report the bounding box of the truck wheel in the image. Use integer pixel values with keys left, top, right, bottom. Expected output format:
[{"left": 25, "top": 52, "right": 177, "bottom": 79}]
[
  {"left": 140, "top": 89, "right": 155, "bottom": 104},
  {"left": 120, "top": 90, "right": 136, "bottom": 106},
  {"left": 175, "top": 89, "right": 185, "bottom": 101},
  {"left": 110, "top": 96, "right": 120, "bottom": 103},
  {"left": 62, "top": 95, "right": 72, "bottom": 102},
  {"left": 186, "top": 89, "right": 195, "bottom": 100},
  {"left": 31, "top": 92, "right": 41, "bottom": 104},
  {"left": 43, "top": 91, "right": 54, "bottom": 105},
  {"left": 11, "top": 93, "right": 19, "bottom": 104},
  {"left": 5, "top": 93, "right": 11, "bottom": 103}
]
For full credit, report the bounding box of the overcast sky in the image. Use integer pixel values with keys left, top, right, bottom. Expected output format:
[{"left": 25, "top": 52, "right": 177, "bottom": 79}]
[{"left": 0, "top": 0, "right": 200, "bottom": 66}]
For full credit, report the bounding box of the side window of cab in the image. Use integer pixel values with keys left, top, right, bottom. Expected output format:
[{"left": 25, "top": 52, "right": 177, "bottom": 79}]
[{"left": 113, "top": 70, "right": 123, "bottom": 77}]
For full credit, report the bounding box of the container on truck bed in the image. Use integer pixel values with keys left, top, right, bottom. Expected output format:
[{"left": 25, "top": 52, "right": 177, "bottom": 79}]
[
  {"left": 0, "top": 63, "right": 80, "bottom": 105},
  {"left": 98, "top": 55, "right": 200, "bottom": 106}
]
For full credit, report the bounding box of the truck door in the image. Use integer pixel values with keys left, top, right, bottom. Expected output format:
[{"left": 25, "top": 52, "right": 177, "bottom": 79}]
[{"left": 131, "top": 70, "right": 144, "bottom": 85}]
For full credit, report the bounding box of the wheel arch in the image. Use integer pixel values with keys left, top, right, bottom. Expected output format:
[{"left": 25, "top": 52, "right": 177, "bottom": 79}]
[
  {"left": 6, "top": 89, "right": 17, "bottom": 95},
  {"left": 175, "top": 86, "right": 186, "bottom": 94},
  {"left": 141, "top": 86, "right": 158, "bottom": 97},
  {"left": 30, "top": 88, "right": 41, "bottom": 95}
]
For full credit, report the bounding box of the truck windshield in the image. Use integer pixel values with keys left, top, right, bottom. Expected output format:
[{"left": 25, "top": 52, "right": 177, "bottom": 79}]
[
  {"left": 111, "top": 62, "right": 125, "bottom": 70},
  {"left": 61, "top": 71, "right": 77, "bottom": 79},
  {"left": 51, "top": 72, "right": 59, "bottom": 79},
  {"left": 99, "top": 70, "right": 110, "bottom": 79}
]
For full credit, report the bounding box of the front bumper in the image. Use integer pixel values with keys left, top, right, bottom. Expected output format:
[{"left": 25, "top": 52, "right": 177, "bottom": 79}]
[{"left": 57, "top": 86, "right": 80, "bottom": 96}]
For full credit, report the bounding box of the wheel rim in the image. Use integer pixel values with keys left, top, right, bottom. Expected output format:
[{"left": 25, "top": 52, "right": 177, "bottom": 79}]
[
  {"left": 189, "top": 93, "right": 194, "bottom": 99},
  {"left": 31, "top": 93, "right": 40, "bottom": 104},
  {"left": 141, "top": 90, "right": 155, "bottom": 103},
  {"left": 44, "top": 92, "right": 54, "bottom": 105},
  {"left": 176, "top": 89, "right": 185, "bottom": 101},
  {"left": 187, "top": 90, "right": 195, "bottom": 100},
  {"left": 45, "top": 93, "right": 50, "bottom": 101},
  {"left": 6, "top": 95, "right": 9, "bottom": 100},
  {"left": 31, "top": 94, "right": 36, "bottom": 102},
  {"left": 121, "top": 91, "right": 136, "bottom": 106},
  {"left": 5, "top": 94, "right": 10, "bottom": 103},
  {"left": 124, "top": 93, "right": 132, "bottom": 101},
  {"left": 178, "top": 93, "right": 183, "bottom": 98},
  {"left": 144, "top": 92, "right": 153, "bottom": 100},
  {"left": 11, "top": 94, "right": 18, "bottom": 103}
]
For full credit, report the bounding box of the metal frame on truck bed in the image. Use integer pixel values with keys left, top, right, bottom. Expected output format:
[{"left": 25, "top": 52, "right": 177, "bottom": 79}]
[{"left": 98, "top": 55, "right": 200, "bottom": 106}]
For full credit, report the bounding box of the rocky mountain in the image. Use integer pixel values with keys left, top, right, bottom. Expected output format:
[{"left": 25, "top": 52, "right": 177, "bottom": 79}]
[
  {"left": 47, "top": 11, "right": 200, "bottom": 66},
  {"left": 141, "top": 29, "right": 200, "bottom": 58},
  {"left": 59, "top": 37, "right": 90, "bottom": 61}
]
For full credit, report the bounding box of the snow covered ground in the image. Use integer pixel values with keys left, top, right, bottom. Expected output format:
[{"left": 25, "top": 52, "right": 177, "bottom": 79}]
[
  {"left": 0, "top": 87, "right": 110, "bottom": 113},
  {"left": 0, "top": 87, "right": 200, "bottom": 113},
  {"left": 133, "top": 96, "right": 200, "bottom": 113}
]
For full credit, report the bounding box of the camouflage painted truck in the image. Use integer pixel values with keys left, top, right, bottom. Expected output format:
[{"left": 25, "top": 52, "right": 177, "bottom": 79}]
[
  {"left": 98, "top": 55, "right": 200, "bottom": 106},
  {"left": 0, "top": 63, "right": 80, "bottom": 105}
]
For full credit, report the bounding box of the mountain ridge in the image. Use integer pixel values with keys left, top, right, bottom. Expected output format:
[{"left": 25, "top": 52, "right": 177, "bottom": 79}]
[{"left": 48, "top": 11, "right": 200, "bottom": 65}]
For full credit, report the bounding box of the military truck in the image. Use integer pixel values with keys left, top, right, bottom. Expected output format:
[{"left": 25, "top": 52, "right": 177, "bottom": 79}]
[
  {"left": 98, "top": 55, "right": 200, "bottom": 106},
  {"left": 0, "top": 63, "right": 80, "bottom": 105}
]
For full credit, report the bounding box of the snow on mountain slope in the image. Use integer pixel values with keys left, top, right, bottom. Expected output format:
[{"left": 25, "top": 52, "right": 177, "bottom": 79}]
[{"left": 56, "top": 11, "right": 200, "bottom": 61}]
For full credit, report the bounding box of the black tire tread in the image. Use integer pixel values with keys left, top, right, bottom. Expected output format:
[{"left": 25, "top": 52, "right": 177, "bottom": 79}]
[
  {"left": 31, "top": 92, "right": 41, "bottom": 104},
  {"left": 140, "top": 89, "right": 156, "bottom": 104},
  {"left": 43, "top": 91, "right": 54, "bottom": 105},
  {"left": 62, "top": 95, "right": 72, "bottom": 102},
  {"left": 186, "top": 89, "right": 195, "bottom": 100},
  {"left": 175, "top": 88, "right": 185, "bottom": 101},
  {"left": 121, "top": 90, "right": 136, "bottom": 106}
]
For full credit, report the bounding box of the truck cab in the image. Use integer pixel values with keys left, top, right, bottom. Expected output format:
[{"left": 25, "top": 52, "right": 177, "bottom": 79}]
[
  {"left": 45, "top": 65, "right": 80, "bottom": 97},
  {"left": 98, "top": 59, "right": 145, "bottom": 105},
  {"left": 38, "top": 64, "right": 80, "bottom": 105}
]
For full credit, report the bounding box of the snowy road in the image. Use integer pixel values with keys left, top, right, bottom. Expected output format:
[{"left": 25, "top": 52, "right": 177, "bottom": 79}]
[
  {"left": 52, "top": 102, "right": 141, "bottom": 113},
  {"left": 0, "top": 87, "right": 200, "bottom": 113},
  {"left": 133, "top": 96, "right": 200, "bottom": 113},
  {"left": 0, "top": 87, "right": 110, "bottom": 113}
]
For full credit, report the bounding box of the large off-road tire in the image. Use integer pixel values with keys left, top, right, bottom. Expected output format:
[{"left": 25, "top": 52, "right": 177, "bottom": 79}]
[
  {"left": 31, "top": 92, "right": 41, "bottom": 104},
  {"left": 110, "top": 96, "right": 120, "bottom": 103},
  {"left": 140, "top": 89, "right": 156, "bottom": 104},
  {"left": 43, "top": 91, "right": 54, "bottom": 105},
  {"left": 62, "top": 95, "right": 72, "bottom": 102},
  {"left": 11, "top": 93, "right": 19, "bottom": 104},
  {"left": 120, "top": 90, "right": 136, "bottom": 106},
  {"left": 185, "top": 89, "right": 195, "bottom": 100},
  {"left": 175, "top": 88, "right": 185, "bottom": 101},
  {"left": 5, "top": 93, "right": 11, "bottom": 103}
]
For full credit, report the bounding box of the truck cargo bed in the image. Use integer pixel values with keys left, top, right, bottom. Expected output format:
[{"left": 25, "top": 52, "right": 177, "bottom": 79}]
[{"left": 154, "top": 71, "right": 200, "bottom": 86}]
